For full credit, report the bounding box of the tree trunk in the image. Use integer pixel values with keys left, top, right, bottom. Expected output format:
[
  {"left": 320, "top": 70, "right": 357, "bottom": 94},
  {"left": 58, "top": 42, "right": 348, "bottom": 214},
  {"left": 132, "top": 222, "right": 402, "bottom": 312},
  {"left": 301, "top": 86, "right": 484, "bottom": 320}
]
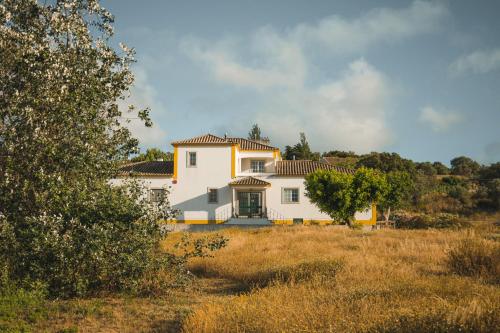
[
  {"left": 384, "top": 207, "right": 391, "bottom": 221},
  {"left": 346, "top": 216, "right": 355, "bottom": 227}
]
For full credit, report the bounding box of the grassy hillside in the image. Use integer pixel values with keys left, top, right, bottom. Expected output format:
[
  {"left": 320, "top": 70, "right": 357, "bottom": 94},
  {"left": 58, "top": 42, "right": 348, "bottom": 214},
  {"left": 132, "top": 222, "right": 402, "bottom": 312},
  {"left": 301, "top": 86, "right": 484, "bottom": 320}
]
[{"left": 3, "top": 222, "right": 499, "bottom": 332}]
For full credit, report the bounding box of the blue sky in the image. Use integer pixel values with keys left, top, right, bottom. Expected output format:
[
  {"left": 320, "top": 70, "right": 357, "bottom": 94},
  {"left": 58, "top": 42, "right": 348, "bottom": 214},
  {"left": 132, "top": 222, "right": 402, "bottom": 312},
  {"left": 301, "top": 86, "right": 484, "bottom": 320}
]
[{"left": 103, "top": 0, "right": 500, "bottom": 164}]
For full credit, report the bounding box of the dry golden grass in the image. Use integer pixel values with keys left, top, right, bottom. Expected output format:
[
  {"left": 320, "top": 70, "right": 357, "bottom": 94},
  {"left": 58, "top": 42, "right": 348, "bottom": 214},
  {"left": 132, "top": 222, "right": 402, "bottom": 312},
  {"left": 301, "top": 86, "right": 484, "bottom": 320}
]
[
  {"left": 182, "top": 226, "right": 500, "bottom": 333},
  {"left": 16, "top": 223, "right": 499, "bottom": 332}
]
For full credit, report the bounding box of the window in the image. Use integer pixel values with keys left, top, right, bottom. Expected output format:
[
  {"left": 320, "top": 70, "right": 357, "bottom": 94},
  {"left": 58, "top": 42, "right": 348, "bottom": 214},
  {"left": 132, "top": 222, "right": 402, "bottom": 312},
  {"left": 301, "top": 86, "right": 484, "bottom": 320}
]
[
  {"left": 251, "top": 160, "right": 265, "bottom": 173},
  {"left": 188, "top": 151, "right": 197, "bottom": 167},
  {"left": 208, "top": 188, "right": 218, "bottom": 203},
  {"left": 150, "top": 189, "right": 165, "bottom": 203},
  {"left": 282, "top": 188, "right": 299, "bottom": 204}
]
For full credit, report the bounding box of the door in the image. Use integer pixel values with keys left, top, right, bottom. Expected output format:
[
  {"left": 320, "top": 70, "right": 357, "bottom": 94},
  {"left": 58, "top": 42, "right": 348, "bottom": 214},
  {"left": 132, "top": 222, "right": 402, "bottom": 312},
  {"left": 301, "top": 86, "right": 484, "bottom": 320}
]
[{"left": 238, "top": 192, "right": 262, "bottom": 217}]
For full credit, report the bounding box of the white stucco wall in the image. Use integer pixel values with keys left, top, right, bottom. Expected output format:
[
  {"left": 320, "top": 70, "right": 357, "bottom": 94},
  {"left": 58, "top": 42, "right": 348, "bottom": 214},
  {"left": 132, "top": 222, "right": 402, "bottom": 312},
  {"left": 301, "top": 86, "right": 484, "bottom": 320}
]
[
  {"left": 262, "top": 176, "right": 331, "bottom": 220},
  {"left": 110, "top": 145, "right": 373, "bottom": 223},
  {"left": 173, "top": 145, "right": 233, "bottom": 220}
]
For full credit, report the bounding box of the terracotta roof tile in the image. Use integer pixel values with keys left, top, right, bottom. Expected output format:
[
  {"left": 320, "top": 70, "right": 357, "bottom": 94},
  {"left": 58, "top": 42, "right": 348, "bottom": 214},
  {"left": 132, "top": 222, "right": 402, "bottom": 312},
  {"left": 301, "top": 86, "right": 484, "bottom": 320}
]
[
  {"left": 229, "top": 176, "right": 271, "bottom": 186},
  {"left": 172, "top": 134, "right": 228, "bottom": 145},
  {"left": 118, "top": 161, "right": 173, "bottom": 176},
  {"left": 171, "top": 133, "right": 278, "bottom": 151},
  {"left": 275, "top": 160, "right": 354, "bottom": 176},
  {"left": 226, "top": 137, "right": 277, "bottom": 151}
]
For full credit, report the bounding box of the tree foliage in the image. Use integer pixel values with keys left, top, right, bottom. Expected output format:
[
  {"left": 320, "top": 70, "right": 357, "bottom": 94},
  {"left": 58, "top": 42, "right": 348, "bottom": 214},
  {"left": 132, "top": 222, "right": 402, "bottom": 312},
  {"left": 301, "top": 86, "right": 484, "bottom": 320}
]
[
  {"left": 284, "top": 132, "right": 320, "bottom": 161},
  {"left": 322, "top": 150, "right": 359, "bottom": 158},
  {"left": 1, "top": 183, "right": 173, "bottom": 297},
  {"left": 378, "top": 171, "right": 413, "bottom": 220},
  {"left": 479, "top": 162, "right": 500, "bottom": 180},
  {"left": 131, "top": 148, "right": 172, "bottom": 162},
  {"left": 0, "top": 0, "right": 230, "bottom": 298},
  {"left": 248, "top": 124, "right": 262, "bottom": 140},
  {"left": 305, "top": 167, "right": 387, "bottom": 224},
  {"left": 0, "top": 0, "right": 150, "bottom": 223},
  {"left": 356, "top": 152, "right": 416, "bottom": 175},
  {"left": 450, "top": 156, "right": 481, "bottom": 176},
  {"left": 416, "top": 162, "right": 437, "bottom": 176},
  {"left": 432, "top": 161, "right": 450, "bottom": 175}
]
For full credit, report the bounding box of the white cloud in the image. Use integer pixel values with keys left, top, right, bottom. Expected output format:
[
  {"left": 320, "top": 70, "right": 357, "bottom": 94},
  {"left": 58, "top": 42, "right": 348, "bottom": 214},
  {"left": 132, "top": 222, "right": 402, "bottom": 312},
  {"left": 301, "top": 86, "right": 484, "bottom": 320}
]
[
  {"left": 419, "top": 106, "right": 463, "bottom": 132},
  {"left": 291, "top": 0, "right": 448, "bottom": 54},
  {"left": 257, "top": 59, "right": 392, "bottom": 152},
  {"left": 119, "top": 66, "right": 168, "bottom": 147},
  {"left": 180, "top": 1, "right": 448, "bottom": 151},
  {"left": 181, "top": 31, "right": 307, "bottom": 90},
  {"left": 449, "top": 48, "right": 500, "bottom": 75}
]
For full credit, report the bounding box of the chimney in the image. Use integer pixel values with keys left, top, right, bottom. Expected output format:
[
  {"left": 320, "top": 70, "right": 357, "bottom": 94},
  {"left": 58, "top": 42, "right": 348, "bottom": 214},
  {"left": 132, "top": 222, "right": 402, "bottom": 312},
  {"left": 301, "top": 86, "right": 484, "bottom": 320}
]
[{"left": 224, "top": 133, "right": 227, "bottom": 140}]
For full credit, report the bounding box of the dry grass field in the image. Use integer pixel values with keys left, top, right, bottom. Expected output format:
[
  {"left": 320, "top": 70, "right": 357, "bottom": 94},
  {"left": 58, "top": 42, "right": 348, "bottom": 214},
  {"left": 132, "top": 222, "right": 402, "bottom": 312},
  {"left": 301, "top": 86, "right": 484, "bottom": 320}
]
[
  {"left": 5, "top": 221, "right": 500, "bottom": 332},
  {"left": 182, "top": 224, "right": 500, "bottom": 332}
]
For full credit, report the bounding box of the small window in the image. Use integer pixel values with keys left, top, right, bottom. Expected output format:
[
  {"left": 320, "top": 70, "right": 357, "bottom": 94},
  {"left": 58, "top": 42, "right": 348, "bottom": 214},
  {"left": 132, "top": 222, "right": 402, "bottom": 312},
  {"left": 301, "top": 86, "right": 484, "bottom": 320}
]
[
  {"left": 188, "top": 151, "right": 197, "bottom": 167},
  {"left": 282, "top": 188, "right": 299, "bottom": 204},
  {"left": 150, "top": 189, "right": 165, "bottom": 203},
  {"left": 208, "top": 188, "right": 218, "bottom": 203},
  {"left": 251, "top": 160, "right": 265, "bottom": 173}
]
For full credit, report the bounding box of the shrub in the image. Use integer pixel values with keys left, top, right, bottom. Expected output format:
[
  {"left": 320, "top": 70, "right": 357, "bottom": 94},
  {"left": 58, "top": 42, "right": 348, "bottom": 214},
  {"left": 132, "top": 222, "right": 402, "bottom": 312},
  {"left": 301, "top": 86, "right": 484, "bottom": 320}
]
[
  {"left": 446, "top": 237, "right": 500, "bottom": 284},
  {"left": 0, "top": 183, "right": 179, "bottom": 298},
  {"left": 395, "top": 213, "right": 471, "bottom": 230}
]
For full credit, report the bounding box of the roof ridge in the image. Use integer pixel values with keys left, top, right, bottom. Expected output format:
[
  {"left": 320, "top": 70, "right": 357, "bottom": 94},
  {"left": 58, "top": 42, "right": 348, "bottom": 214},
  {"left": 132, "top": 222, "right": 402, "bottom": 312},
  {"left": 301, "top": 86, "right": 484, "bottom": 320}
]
[{"left": 226, "top": 136, "right": 278, "bottom": 150}]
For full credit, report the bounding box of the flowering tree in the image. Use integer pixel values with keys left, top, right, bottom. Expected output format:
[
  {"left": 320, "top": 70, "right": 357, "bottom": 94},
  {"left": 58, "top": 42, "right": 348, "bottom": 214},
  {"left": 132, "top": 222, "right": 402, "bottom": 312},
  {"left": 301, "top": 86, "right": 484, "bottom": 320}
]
[
  {"left": 0, "top": 0, "right": 150, "bottom": 222},
  {"left": 0, "top": 0, "right": 206, "bottom": 297}
]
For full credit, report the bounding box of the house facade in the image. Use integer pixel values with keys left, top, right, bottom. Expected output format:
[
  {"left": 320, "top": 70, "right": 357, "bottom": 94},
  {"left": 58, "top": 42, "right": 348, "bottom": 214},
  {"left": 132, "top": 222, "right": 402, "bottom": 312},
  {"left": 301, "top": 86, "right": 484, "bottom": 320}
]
[{"left": 112, "top": 134, "right": 376, "bottom": 225}]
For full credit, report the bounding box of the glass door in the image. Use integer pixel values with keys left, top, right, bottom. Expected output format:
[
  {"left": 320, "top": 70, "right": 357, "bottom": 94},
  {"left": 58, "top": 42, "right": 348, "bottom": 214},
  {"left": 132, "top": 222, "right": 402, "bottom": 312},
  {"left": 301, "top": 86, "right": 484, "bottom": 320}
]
[{"left": 238, "top": 192, "right": 262, "bottom": 217}]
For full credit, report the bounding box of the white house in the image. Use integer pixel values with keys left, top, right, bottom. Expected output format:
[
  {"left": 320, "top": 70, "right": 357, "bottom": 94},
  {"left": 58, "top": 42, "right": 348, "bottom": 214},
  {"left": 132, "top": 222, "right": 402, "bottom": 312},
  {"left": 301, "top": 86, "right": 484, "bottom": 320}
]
[{"left": 111, "top": 134, "right": 376, "bottom": 225}]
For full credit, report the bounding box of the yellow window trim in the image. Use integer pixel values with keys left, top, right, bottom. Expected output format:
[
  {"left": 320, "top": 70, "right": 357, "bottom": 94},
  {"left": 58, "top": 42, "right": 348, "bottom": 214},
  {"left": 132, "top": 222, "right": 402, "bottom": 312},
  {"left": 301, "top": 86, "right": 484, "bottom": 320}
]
[
  {"left": 173, "top": 146, "right": 178, "bottom": 180},
  {"left": 231, "top": 144, "right": 237, "bottom": 178}
]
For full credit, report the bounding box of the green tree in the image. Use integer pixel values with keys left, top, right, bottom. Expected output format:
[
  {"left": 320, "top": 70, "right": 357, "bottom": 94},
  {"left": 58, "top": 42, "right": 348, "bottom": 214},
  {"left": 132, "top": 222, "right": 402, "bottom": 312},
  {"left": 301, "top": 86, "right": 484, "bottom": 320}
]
[
  {"left": 0, "top": 0, "right": 196, "bottom": 297},
  {"left": 356, "top": 152, "right": 416, "bottom": 175},
  {"left": 416, "top": 162, "right": 437, "bottom": 176},
  {"left": 131, "top": 148, "right": 172, "bottom": 162},
  {"left": 247, "top": 124, "right": 262, "bottom": 140},
  {"left": 478, "top": 162, "right": 500, "bottom": 180},
  {"left": 450, "top": 156, "right": 481, "bottom": 176},
  {"left": 0, "top": 0, "right": 149, "bottom": 223},
  {"left": 441, "top": 176, "right": 474, "bottom": 210},
  {"left": 305, "top": 167, "right": 387, "bottom": 225},
  {"left": 485, "top": 179, "right": 500, "bottom": 209},
  {"left": 322, "top": 150, "right": 359, "bottom": 158},
  {"left": 378, "top": 171, "right": 413, "bottom": 221},
  {"left": 284, "top": 132, "right": 319, "bottom": 160},
  {"left": 433, "top": 161, "right": 450, "bottom": 175},
  {"left": 476, "top": 162, "right": 500, "bottom": 210}
]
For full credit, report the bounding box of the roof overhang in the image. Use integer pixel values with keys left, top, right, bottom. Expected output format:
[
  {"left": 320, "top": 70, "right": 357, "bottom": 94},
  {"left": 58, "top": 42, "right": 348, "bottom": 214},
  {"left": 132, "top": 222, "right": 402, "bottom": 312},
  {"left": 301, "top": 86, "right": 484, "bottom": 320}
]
[{"left": 229, "top": 176, "right": 271, "bottom": 187}]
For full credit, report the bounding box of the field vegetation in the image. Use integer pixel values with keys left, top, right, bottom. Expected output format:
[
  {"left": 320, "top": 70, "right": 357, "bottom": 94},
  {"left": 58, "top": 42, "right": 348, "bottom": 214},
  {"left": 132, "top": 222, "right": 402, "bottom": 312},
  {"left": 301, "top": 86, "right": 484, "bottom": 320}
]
[
  {"left": 2, "top": 2, "right": 500, "bottom": 332},
  {"left": 3, "top": 220, "right": 499, "bottom": 332}
]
